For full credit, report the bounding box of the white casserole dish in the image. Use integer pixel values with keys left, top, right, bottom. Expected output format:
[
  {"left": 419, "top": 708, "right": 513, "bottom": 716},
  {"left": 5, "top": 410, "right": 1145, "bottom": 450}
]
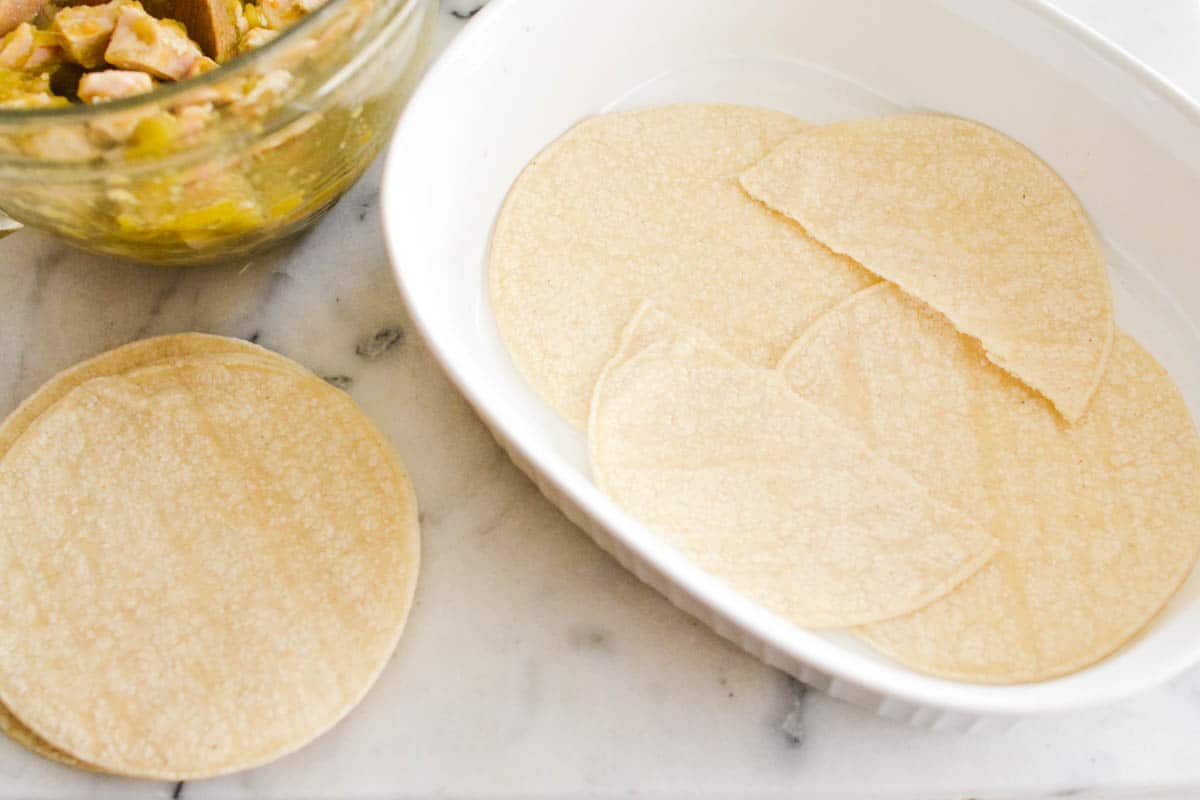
[{"left": 380, "top": 0, "right": 1200, "bottom": 729}]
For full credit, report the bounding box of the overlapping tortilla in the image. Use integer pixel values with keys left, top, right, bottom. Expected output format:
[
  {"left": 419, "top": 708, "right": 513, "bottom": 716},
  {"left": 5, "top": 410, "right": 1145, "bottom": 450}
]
[
  {"left": 743, "top": 114, "right": 1113, "bottom": 422},
  {"left": 490, "top": 103, "right": 875, "bottom": 427},
  {"left": 589, "top": 304, "right": 995, "bottom": 628},
  {"left": 0, "top": 350, "right": 419, "bottom": 778},
  {"left": 780, "top": 284, "right": 1200, "bottom": 682}
]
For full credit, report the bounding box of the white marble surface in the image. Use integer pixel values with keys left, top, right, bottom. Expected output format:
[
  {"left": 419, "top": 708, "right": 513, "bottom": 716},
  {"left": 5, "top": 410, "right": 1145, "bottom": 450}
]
[{"left": 1, "top": 1, "right": 1199, "bottom": 798}]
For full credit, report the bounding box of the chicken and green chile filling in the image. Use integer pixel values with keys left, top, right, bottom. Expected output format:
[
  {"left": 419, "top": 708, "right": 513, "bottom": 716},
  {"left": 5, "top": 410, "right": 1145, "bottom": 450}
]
[
  {"left": 0, "top": 0, "right": 324, "bottom": 95},
  {"left": 0, "top": 0, "right": 322, "bottom": 110},
  {"left": 0, "top": 0, "right": 390, "bottom": 256}
]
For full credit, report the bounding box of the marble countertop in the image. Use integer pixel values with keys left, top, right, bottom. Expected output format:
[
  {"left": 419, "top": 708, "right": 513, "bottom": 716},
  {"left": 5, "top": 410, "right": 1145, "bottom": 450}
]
[{"left": 2, "top": 1, "right": 1199, "bottom": 798}]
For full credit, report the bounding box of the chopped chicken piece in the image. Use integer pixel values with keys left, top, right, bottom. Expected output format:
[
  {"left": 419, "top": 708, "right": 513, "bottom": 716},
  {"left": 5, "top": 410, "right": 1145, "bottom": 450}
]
[
  {"left": 20, "top": 122, "right": 96, "bottom": 159},
  {"left": 0, "top": 21, "right": 57, "bottom": 70},
  {"left": 174, "top": 0, "right": 237, "bottom": 62},
  {"left": 172, "top": 56, "right": 238, "bottom": 106},
  {"left": 0, "top": 0, "right": 46, "bottom": 37},
  {"left": 258, "top": 0, "right": 321, "bottom": 29},
  {"left": 238, "top": 25, "right": 274, "bottom": 51},
  {"left": 21, "top": 33, "right": 54, "bottom": 66},
  {"left": 235, "top": 66, "right": 289, "bottom": 109},
  {"left": 89, "top": 105, "right": 151, "bottom": 142},
  {"left": 78, "top": 67, "right": 152, "bottom": 101},
  {"left": 0, "top": 21, "right": 33, "bottom": 66},
  {"left": 175, "top": 101, "right": 214, "bottom": 135},
  {"left": 79, "top": 70, "right": 155, "bottom": 142},
  {"left": 184, "top": 54, "right": 216, "bottom": 77},
  {"left": 51, "top": 0, "right": 123, "bottom": 68},
  {"left": 105, "top": 3, "right": 201, "bottom": 79},
  {"left": 231, "top": 0, "right": 247, "bottom": 34}
]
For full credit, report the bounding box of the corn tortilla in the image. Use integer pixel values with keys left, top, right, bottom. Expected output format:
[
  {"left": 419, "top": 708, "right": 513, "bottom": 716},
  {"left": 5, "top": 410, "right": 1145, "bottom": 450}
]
[
  {"left": 0, "top": 333, "right": 310, "bottom": 772},
  {"left": 0, "top": 704, "right": 91, "bottom": 771},
  {"left": 780, "top": 284, "right": 1200, "bottom": 682},
  {"left": 742, "top": 114, "right": 1113, "bottom": 422},
  {"left": 588, "top": 304, "right": 996, "bottom": 628},
  {"left": 0, "top": 333, "right": 309, "bottom": 457},
  {"left": 489, "top": 103, "right": 875, "bottom": 427},
  {"left": 0, "top": 353, "right": 419, "bottom": 778}
]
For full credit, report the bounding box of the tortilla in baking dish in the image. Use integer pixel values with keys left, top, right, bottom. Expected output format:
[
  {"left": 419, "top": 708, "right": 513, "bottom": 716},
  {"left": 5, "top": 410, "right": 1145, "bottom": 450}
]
[
  {"left": 743, "top": 114, "right": 1113, "bottom": 423},
  {"left": 589, "top": 304, "right": 995, "bottom": 629},
  {"left": 780, "top": 284, "right": 1200, "bottom": 682},
  {"left": 490, "top": 103, "right": 875, "bottom": 427}
]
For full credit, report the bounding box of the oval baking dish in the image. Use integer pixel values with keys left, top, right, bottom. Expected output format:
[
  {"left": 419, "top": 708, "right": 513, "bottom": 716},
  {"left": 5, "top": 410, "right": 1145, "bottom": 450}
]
[{"left": 381, "top": 0, "right": 1200, "bottom": 728}]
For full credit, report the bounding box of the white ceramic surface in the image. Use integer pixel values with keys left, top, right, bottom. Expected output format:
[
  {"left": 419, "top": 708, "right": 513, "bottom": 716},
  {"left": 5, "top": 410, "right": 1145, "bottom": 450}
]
[{"left": 382, "top": 0, "right": 1200, "bottom": 727}]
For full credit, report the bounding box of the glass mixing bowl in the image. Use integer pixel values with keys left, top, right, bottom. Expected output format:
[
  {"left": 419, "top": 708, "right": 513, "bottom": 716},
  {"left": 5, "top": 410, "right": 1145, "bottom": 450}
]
[{"left": 0, "top": 0, "right": 436, "bottom": 266}]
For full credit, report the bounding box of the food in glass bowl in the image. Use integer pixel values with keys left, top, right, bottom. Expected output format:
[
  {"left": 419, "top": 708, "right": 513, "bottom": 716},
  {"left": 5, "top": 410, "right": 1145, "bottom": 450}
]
[{"left": 0, "top": 0, "right": 436, "bottom": 265}]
